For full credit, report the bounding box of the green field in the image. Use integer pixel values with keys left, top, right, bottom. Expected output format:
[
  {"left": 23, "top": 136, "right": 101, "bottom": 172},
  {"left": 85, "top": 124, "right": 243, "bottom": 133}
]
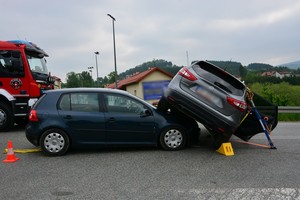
[{"left": 249, "top": 82, "right": 300, "bottom": 121}]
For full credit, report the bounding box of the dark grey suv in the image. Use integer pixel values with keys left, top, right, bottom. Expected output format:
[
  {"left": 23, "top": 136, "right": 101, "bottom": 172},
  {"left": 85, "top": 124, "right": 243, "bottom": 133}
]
[{"left": 158, "top": 60, "right": 277, "bottom": 147}]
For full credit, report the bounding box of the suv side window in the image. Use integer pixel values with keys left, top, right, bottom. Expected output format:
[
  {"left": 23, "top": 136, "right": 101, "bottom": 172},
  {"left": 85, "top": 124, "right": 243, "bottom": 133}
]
[
  {"left": 59, "top": 93, "right": 99, "bottom": 112},
  {"left": 104, "top": 94, "right": 145, "bottom": 114}
]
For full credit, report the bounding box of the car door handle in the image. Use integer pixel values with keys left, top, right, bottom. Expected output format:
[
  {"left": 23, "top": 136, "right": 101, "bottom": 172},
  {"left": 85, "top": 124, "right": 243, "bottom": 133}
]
[
  {"left": 107, "top": 117, "right": 116, "bottom": 123},
  {"left": 63, "top": 115, "right": 72, "bottom": 120}
]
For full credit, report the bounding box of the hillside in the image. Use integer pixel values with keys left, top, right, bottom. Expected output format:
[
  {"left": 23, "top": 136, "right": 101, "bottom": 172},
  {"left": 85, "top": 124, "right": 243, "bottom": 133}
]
[{"left": 277, "top": 60, "right": 300, "bottom": 70}]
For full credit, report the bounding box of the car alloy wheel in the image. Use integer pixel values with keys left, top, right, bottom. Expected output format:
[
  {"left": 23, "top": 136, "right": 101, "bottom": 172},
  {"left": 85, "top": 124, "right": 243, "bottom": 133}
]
[{"left": 40, "top": 129, "right": 70, "bottom": 156}]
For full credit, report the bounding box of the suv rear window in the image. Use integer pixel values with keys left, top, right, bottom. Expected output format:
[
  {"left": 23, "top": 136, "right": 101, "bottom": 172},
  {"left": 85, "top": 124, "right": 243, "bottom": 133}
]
[{"left": 192, "top": 61, "right": 245, "bottom": 96}]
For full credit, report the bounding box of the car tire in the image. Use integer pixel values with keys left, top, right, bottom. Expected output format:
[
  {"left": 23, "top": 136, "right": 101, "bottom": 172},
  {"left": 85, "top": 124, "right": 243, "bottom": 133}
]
[
  {"left": 157, "top": 96, "right": 170, "bottom": 112},
  {"left": 160, "top": 126, "right": 186, "bottom": 150},
  {"left": 40, "top": 129, "right": 70, "bottom": 156},
  {"left": 0, "top": 103, "right": 14, "bottom": 132},
  {"left": 213, "top": 132, "right": 232, "bottom": 150}
]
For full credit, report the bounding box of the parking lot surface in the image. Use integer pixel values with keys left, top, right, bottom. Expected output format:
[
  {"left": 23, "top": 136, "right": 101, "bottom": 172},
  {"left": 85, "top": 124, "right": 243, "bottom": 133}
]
[{"left": 1, "top": 122, "right": 300, "bottom": 199}]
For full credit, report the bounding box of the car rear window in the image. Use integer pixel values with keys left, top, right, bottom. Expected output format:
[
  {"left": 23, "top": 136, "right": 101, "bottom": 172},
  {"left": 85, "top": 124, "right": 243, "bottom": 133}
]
[
  {"left": 31, "top": 93, "right": 47, "bottom": 109},
  {"left": 192, "top": 61, "right": 245, "bottom": 96}
]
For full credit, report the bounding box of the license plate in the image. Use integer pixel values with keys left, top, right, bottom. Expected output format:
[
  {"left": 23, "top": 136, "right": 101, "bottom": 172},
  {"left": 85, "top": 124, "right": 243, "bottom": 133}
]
[{"left": 191, "top": 86, "right": 223, "bottom": 108}]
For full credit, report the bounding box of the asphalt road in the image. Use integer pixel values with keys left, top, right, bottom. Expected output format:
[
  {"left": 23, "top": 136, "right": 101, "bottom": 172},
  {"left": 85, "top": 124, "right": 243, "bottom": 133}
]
[{"left": 0, "top": 122, "right": 300, "bottom": 200}]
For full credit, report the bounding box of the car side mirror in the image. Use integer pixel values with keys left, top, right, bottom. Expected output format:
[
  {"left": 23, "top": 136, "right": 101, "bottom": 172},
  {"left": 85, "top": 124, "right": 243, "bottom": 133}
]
[{"left": 140, "top": 109, "right": 151, "bottom": 118}]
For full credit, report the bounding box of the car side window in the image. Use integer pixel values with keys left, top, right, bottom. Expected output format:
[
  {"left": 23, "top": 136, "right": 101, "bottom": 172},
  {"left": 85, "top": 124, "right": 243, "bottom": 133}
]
[
  {"left": 59, "top": 93, "right": 99, "bottom": 112},
  {"left": 105, "top": 94, "right": 145, "bottom": 114}
]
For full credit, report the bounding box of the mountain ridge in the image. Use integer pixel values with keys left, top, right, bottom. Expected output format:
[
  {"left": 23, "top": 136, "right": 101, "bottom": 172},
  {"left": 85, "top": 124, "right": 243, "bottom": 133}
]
[{"left": 277, "top": 60, "right": 300, "bottom": 69}]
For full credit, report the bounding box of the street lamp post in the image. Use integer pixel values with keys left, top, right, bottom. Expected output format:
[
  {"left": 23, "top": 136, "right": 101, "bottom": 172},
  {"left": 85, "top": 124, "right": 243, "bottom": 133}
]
[
  {"left": 94, "top": 51, "right": 99, "bottom": 87},
  {"left": 107, "top": 14, "right": 118, "bottom": 89}
]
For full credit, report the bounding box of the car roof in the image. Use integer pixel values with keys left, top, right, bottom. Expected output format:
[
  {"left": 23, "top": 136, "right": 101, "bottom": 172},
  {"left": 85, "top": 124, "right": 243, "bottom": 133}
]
[
  {"left": 43, "top": 87, "right": 156, "bottom": 109},
  {"left": 45, "top": 88, "right": 130, "bottom": 95}
]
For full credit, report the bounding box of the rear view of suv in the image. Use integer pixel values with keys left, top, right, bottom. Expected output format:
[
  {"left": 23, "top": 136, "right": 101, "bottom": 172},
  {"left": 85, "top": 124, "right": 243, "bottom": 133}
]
[{"left": 158, "top": 60, "right": 251, "bottom": 147}]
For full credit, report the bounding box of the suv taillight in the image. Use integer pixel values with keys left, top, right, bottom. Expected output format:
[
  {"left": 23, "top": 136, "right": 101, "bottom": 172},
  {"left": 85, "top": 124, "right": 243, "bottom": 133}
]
[
  {"left": 227, "top": 97, "right": 247, "bottom": 112},
  {"left": 29, "top": 110, "right": 38, "bottom": 122},
  {"left": 178, "top": 67, "right": 197, "bottom": 81}
]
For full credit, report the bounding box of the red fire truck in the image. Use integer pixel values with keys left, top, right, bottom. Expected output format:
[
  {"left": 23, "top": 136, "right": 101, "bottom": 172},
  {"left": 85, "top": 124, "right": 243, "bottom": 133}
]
[{"left": 0, "top": 40, "right": 54, "bottom": 131}]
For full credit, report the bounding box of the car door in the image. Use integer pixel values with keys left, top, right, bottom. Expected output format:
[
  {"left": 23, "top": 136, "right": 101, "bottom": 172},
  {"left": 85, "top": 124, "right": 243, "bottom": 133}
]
[
  {"left": 103, "top": 93, "right": 156, "bottom": 144},
  {"left": 58, "top": 92, "right": 106, "bottom": 144}
]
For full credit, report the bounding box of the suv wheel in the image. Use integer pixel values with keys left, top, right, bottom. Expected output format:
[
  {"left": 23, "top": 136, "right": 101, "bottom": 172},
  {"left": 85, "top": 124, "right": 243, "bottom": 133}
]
[
  {"left": 40, "top": 129, "right": 70, "bottom": 156},
  {"left": 160, "top": 127, "right": 186, "bottom": 150},
  {"left": 157, "top": 97, "right": 171, "bottom": 112},
  {"left": 213, "top": 132, "right": 232, "bottom": 149}
]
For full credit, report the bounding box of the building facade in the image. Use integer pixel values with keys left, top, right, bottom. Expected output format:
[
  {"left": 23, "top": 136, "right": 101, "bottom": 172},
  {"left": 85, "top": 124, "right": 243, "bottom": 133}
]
[{"left": 106, "top": 67, "right": 173, "bottom": 104}]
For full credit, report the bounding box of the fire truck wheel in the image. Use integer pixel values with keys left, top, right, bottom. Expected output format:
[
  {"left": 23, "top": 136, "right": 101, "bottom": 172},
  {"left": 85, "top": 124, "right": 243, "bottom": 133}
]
[{"left": 0, "top": 103, "right": 14, "bottom": 132}]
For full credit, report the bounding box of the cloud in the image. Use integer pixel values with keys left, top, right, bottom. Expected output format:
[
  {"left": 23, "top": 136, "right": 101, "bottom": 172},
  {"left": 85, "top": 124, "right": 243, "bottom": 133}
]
[
  {"left": 2, "top": 0, "right": 300, "bottom": 81},
  {"left": 209, "top": 2, "right": 300, "bottom": 31}
]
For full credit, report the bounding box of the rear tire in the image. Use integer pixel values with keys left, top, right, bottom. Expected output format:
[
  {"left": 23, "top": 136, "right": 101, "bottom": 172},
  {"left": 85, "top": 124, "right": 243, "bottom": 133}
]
[
  {"left": 40, "top": 129, "right": 70, "bottom": 156},
  {"left": 0, "top": 103, "right": 14, "bottom": 132},
  {"left": 213, "top": 132, "right": 232, "bottom": 149}
]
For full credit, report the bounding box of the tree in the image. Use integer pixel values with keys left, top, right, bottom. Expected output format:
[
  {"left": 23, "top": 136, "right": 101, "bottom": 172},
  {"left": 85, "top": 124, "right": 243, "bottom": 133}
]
[
  {"left": 65, "top": 71, "right": 93, "bottom": 88},
  {"left": 65, "top": 72, "right": 81, "bottom": 88},
  {"left": 239, "top": 65, "right": 248, "bottom": 79},
  {"left": 107, "top": 71, "right": 117, "bottom": 84}
]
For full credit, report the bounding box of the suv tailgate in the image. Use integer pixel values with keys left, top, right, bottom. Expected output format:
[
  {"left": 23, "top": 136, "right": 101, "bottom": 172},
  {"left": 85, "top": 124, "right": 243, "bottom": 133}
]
[{"left": 234, "top": 93, "right": 278, "bottom": 141}]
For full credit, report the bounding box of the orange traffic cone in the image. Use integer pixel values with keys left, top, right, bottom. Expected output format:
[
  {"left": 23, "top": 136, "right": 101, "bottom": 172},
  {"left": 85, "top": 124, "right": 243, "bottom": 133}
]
[{"left": 3, "top": 140, "right": 20, "bottom": 163}]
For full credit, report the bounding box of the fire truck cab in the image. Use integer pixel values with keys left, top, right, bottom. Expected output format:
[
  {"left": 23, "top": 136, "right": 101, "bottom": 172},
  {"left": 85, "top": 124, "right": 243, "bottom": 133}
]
[{"left": 0, "top": 40, "right": 54, "bottom": 131}]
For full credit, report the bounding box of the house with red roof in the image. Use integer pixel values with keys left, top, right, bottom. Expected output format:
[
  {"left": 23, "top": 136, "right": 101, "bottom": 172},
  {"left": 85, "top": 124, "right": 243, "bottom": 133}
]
[
  {"left": 106, "top": 67, "right": 173, "bottom": 103},
  {"left": 261, "top": 71, "right": 292, "bottom": 79},
  {"left": 52, "top": 76, "right": 62, "bottom": 89}
]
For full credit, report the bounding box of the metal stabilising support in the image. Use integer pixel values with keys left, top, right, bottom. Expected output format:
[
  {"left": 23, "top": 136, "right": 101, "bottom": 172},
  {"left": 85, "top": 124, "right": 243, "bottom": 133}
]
[{"left": 250, "top": 99, "right": 277, "bottom": 149}]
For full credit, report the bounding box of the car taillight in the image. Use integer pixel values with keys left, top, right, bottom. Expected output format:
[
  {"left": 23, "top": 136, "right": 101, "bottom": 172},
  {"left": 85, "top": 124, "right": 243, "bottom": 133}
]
[
  {"left": 178, "top": 67, "right": 197, "bottom": 81},
  {"left": 227, "top": 97, "right": 247, "bottom": 112},
  {"left": 29, "top": 110, "right": 38, "bottom": 122}
]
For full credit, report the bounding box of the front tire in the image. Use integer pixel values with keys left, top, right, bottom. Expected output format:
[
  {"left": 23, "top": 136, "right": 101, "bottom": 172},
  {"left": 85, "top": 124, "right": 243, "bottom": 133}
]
[
  {"left": 40, "top": 129, "right": 70, "bottom": 156},
  {"left": 0, "top": 103, "right": 14, "bottom": 132},
  {"left": 160, "top": 127, "right": 186, "bottom": 150},
  {"left": 213, "top": 132, "right": 232, "bottom": 149},
  {"left": 157, "top": 96, "right": 171, "bottom": 112}
]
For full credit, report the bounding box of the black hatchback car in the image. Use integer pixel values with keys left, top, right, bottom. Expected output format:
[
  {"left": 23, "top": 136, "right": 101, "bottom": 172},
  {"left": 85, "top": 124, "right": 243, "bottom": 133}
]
[
  {"left": 25, "top": 88, "right": 199, "bottom": 156},
  {"left": 158, "top": 60, "right": 278, "bottom": 147}
]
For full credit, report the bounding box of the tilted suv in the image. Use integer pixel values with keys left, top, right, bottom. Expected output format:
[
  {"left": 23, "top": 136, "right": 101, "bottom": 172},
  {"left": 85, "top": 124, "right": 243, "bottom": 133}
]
[{"left": 158, "top": 60, "right": 277, "bottom": 147}]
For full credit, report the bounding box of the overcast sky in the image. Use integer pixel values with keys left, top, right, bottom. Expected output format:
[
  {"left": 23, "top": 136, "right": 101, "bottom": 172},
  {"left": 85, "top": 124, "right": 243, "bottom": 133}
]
[{"left": 2, "top": 0, "right": 300, "bottom": 81}]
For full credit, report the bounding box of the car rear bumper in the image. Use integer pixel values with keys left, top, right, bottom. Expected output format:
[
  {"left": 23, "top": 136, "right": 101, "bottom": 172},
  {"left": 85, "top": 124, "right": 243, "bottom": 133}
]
[{"left": 25, "top": 125, "right": 40, "bottom": 146}]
